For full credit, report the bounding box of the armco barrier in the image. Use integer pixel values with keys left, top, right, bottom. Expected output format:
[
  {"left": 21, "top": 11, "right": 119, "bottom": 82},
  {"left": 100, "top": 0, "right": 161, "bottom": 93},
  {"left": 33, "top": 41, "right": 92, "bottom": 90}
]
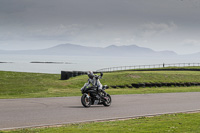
[
  {"left": 61, "top": 71, "right": 100, "bottom": 80},
  {"left": 61, "top": 71, "right": 87, "bottom": 80}
]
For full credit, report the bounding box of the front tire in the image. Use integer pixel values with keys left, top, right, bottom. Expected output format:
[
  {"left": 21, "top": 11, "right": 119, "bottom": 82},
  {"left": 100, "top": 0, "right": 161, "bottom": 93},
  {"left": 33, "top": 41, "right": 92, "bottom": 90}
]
[
  {"left": 81, "top": 93, "right": 91, "bottom": 107},
  {"left": 103, "top": 94, "right": 112, "bottom": 107}
]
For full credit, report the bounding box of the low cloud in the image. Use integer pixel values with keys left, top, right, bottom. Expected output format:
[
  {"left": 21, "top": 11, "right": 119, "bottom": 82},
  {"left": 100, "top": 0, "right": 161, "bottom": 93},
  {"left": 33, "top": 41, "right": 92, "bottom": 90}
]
[
  {"left": 175, "top": 39, "right": 200, "bottom": 54},
  {"left": 0, "top": 24, "right": 88, "bottom": 41},
  {"left": 182, "top": 39, "right": 199, "bottom": 47},
  {"left": 139, "top": 22, "right": 177, "bottom": 37}
]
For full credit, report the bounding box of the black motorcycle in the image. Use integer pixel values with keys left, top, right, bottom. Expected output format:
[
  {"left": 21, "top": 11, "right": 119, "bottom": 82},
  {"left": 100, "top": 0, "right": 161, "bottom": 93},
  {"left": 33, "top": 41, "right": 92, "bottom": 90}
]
[{"left": 81, "top": 85, "right": 112, "bottom": 107}]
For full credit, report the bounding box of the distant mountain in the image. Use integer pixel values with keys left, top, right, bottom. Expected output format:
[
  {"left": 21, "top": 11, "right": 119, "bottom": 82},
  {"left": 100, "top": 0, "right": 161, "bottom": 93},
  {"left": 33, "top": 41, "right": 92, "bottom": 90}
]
[
  {"left": 0, "top": 43, "right": 178, "bottom": 57},
  {"left": 42, "top": 44, "right": 103, "bottom": 56}
]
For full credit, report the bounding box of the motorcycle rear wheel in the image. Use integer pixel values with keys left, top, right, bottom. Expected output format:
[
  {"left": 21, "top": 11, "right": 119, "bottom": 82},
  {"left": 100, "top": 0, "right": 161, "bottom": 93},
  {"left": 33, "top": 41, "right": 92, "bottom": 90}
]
[{"left": 81, "top": 93, "right": 91, "bottom": 107}]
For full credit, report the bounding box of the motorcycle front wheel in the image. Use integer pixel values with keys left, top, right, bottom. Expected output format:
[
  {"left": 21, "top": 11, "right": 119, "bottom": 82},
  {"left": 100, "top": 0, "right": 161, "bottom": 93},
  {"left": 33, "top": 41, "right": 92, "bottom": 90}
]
[
  {"left": 81, "top": 93, "right": 91, "bottom": 107},
  {"left": 103, "top": 94, "right": 112, "bottom": 107}
]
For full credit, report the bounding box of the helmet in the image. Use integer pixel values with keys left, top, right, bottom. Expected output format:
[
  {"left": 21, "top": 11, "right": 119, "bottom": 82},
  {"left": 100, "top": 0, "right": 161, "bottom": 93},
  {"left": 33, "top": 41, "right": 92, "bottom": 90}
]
[{"left": 87, "top": 71, "right": 94, "bottom": 79}]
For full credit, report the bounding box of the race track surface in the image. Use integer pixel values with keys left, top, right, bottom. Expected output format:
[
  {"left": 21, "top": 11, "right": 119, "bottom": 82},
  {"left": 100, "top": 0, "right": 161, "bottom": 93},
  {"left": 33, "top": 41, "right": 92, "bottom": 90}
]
[{"left": 0, "top": 92, "right": 200, "bottom": 130}]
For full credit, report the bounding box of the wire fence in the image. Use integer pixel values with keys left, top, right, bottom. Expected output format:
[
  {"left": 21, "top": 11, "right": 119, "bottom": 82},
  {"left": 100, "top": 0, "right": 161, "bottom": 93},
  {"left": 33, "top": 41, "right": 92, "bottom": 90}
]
[{"left": 96, "top": 63, "right": 200, "bottom": 72}]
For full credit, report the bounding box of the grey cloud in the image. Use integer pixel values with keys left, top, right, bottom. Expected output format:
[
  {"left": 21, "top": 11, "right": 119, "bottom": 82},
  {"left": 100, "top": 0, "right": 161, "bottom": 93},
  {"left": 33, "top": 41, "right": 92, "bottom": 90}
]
[
  {"left": 1, "top": 0, "right": 199, "bottom": 27},
  {"left": 0, "top": 0, "right": 34, "bottom": 14},
  {"left": 176, "top": 39, "right": 200, "bottom": 54},
  {"left": 0, "top": 0, "right": 200, "bottom": 54},
  {"left": 138, "top": 22, "right": 177, "bottom": 38},
  {"left": 182, "top": 39, "right": 200, "bottom": 46}
]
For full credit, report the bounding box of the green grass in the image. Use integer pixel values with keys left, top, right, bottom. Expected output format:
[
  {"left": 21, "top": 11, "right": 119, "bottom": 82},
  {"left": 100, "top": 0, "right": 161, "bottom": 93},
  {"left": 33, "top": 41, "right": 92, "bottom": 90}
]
[
  {"left": 3, "top": 112, "right": 200, "bottom": 133},
  {"left": 0, "top": 69, "right": 200, "bottom": 99},
  {"left": 106, "top": 86, "right": 200, "bottom": 95},
  {"left": 101, "top": 71, "right": 200, "bottom": 86},
  {"left": 0, "top": 71, "right": 84, "bottom": 98}
]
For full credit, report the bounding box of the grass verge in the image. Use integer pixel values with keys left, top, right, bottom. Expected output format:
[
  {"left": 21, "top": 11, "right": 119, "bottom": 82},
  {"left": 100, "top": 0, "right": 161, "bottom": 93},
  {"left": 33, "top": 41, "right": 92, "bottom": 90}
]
[
  {"left": 2, "top": 112, "right": 200, "bottom": 133},
  {"left": 0, "top": 69, "right": 200, "bottom": 99}
]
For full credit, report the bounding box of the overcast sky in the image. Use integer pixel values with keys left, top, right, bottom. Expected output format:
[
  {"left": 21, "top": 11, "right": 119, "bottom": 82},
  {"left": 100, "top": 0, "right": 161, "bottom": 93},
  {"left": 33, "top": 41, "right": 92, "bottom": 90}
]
[{"left": 0, "top": 0, "right": 200, "bottom": 54}]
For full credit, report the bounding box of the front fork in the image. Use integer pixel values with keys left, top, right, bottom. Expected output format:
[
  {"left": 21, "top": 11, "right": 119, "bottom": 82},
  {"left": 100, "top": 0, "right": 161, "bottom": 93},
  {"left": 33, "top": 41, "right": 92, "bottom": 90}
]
[{"left": 98, "top": 90, "right": 108, "bottom": 102}]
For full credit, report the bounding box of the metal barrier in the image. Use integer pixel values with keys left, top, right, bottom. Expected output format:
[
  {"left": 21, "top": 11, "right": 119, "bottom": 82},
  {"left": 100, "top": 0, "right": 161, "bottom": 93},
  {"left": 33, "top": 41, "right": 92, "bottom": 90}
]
[
  {"left": 61, "top": 71, "right": 100, "bottom": 80},
  {"left": 61, "top": 71, "right": 87, "bottom": 80},
  {"left": 96, "top": 63, "right": 200, "bottom": 72}
]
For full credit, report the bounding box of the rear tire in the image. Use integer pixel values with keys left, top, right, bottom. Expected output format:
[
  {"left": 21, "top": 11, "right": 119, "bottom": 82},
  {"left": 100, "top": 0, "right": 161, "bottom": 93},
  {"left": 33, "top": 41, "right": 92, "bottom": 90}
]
[
  {"left": 103, "top": 94, "right": 112, "bottom": 107},
  {"left": 81, "top": 93, "right": 91, "bottom": 107}
]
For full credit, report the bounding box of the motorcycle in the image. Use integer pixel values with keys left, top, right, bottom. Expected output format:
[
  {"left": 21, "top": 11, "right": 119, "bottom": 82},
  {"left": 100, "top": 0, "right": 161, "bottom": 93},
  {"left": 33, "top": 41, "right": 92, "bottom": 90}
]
[{"left": 81, "top": 85, "right": 112, "bottom": 107}]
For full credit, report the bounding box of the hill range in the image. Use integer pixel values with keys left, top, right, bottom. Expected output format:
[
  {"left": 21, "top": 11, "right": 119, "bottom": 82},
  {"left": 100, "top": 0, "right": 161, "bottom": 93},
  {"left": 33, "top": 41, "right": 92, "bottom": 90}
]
[{"left": 0, "top": 43, "right": 199, "bottom": 58}]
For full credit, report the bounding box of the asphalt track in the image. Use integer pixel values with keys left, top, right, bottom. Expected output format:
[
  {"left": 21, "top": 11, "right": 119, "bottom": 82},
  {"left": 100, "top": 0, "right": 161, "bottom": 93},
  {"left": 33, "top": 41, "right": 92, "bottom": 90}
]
[{"left": 0, "top": 92, "right": 200, "bottom": 130}]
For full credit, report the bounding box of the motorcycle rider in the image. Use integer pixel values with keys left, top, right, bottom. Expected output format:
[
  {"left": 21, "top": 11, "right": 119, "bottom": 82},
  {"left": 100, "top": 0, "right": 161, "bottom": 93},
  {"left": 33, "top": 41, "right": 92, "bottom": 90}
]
[{"left": 81, "top": 71, "right": 103, "bottom": 94}]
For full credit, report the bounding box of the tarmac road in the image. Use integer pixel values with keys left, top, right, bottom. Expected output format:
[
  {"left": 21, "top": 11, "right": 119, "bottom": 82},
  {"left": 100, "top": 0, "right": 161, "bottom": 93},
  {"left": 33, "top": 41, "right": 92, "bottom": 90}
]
[{"left": 0, "top": 92, "right": 200, "bottom": 130}]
